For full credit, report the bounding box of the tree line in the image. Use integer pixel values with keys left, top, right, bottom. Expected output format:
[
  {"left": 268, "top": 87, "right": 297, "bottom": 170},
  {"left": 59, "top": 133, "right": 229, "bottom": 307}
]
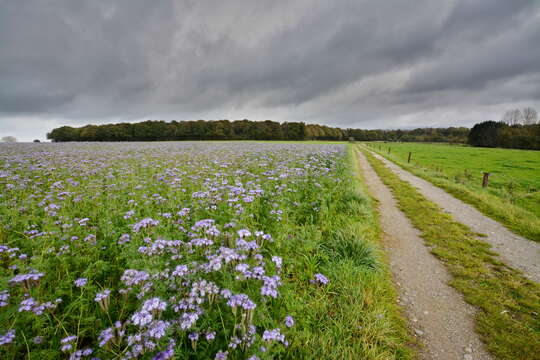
[
  {"left": 468, "top": 121, "right": 540, "bottom": 150},
  {"left": 46, "top": 119, "right": 470, "bottom": 143},
  {"left": 468, "top": 107, "right": 539, "bottom": 150}
]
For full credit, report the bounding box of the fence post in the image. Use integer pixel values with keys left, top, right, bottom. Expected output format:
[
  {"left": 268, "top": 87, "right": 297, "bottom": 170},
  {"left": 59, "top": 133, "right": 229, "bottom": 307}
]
[
  {"left": 482, "top": 172, "right": 490, "bottom": 188},
  {"left": 407, "top": 152, "right": 412, "bottom": 163},
  {"left": 388, "top": 147, "right": 391, "bottom": 154}
]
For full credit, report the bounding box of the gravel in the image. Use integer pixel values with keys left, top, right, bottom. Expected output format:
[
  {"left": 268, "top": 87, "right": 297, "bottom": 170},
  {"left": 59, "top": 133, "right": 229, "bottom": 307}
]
[
  {"left": 357, "top": 150, "right": 492, "bottom": 360},
  {"left": 370, "top": 150, "right": 540, "bottom": 284}
]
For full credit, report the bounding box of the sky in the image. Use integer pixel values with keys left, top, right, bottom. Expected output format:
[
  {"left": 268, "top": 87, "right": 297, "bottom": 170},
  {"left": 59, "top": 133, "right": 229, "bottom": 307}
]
[{"left": 1, "top": 0, "right": 539, "bottom": 141}]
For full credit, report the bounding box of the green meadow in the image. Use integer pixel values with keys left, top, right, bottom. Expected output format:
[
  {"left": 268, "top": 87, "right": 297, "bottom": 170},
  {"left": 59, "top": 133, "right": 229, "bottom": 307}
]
[{"left": 366, "top": 142, "right": 540, "bottom": 240}]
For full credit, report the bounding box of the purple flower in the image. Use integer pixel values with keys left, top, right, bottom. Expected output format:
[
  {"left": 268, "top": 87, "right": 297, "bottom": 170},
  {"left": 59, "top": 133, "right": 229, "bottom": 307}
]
[
  {"left": 98, "top": 328, "right": 114, "bottom": 347},
  {"left": 69, "top": 348, "right": 93, "bottom": 360},
  {"left": 215, "top": 350, "right": 228, "bottom": 360},
  {"left": 179, "top": 312, "right": 199, "bottom": 330},
  {"left": 94, "top": 289, "right": 111, "bottom": 302},
  {"left": 83, "top": 234, "right": 96, "bottom": 244},
  {"left": 74, "top": 278, "right": 88, "bottom": 287},
  {"left": 60, "top": 335, "right": 77, "bottom": 352},
  {"left": 172, "top": 265, "right": 189, "bottom": 278},
  {"left": 285, "top": 315, "right": 294, "bottom": 328},
  {"left": 188, "top": 332, "right": 199, "bottom": 341},
  {"left": 190, "top": 237, "right": 213, "bottom": 247},
  {"left": 227, "top": 294, "right": 256, "bottom": 311},
  {"left": 220, "top": 289, "right": 232, "bottom": 299},
  {"left": 235, "top": 263, "right": 252, "bottom": 278},
  {"left": 205, "top": 331, "right": 216, "bottom": 341},
  {"left": 118, "top": 233, "right": 131, "bottom": 244},
  {"left": 0, "top": 290, "right": 10, "bottom": 307},
  {"left": 18, "top": 297, "right": 37, "bottom": 312},
  {"left": 237, "top": 229, "right": 251, "bottom": 238},
  {"left": 32, "top": 336, "right": 43, "bottom": 344},
  {"left": 271, "top": 256, "right": 282, "bottom": 269},
  {"left": 260, "top": 275, "right": 281, "bottom": 298},
  {"left": 0, "top": 329, "right": 15, "bottom": 345},
  {"left": 191, "top": 219, "right": 214, "bottom": 230},
  {"left": 61, "top": 335, "right": 77, "bottom": 344},
  {"left": 262, "top": 328, "right": 285, "bottom": 343},
  {"left": 142, "top": 297, "right": 167, "bottom": 313},
  {"left": 205, "top": 226, "right": 220, "bottom": 237},
  {"left": 132, "top": 218, "right": 160, "bottom": 232},
  {"left": 153, "top": 340, "right": 175, "bottom": 360},
  {"left": 146, "top": 320, "right": 170, "bottom": 339},
  {"left": 95, "top": 289, "right": 111, "bottom": 312},
  {"left": 312, "top": 273, "right": 329, "bottom": 285},
  {"left": 177, "top": 208, "right": 190, "bottom": 217},
  {"left": 190, "top": 280, "right": 219, "bottom": 299},
  {"left": 235, "top": 239, "right": 259, "bottom": 251},
  {"left": 228, "top": 336, "right": 241, "bottom": 349},
  {"left": 9, "top": 271, "right": 44, "bottom": 284},
  {"left": 252, "top": 266, "right": 265, "bottom": 278},
  {"left": 131, "top": 310, "right": 153, "bottom": 327},
  {"left": 121, "top": 269, "right": 149, "bottom": 286}
]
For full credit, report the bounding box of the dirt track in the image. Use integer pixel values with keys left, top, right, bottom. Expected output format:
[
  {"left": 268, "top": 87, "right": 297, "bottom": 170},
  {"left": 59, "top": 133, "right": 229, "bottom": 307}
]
[
  {"left": 356, "top": 150, "right": 492, "bottom": 360},
  {"left": 369, "top": 150, "right": 540, "bottom": 284}
]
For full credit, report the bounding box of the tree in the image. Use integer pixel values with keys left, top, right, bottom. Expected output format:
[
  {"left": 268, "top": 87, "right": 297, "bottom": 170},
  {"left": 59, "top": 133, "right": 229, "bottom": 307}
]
[
  {"left": 468, "top": 120, "right": 539, "bottom": 150},
  {"left": 522, "top": 107, "right": 538, "bottom": 125},
  {"left": 502, "top": 109, "right": 524, "bottom": 125},
  {"left": 46, "top": 119, "right": 476, "bottom": 144},
  {"left": 468, "top": 121, "right": 505, "bottom": 147},
  {"left": 1, "top": 136, "right": 17, "bottom": 143}
]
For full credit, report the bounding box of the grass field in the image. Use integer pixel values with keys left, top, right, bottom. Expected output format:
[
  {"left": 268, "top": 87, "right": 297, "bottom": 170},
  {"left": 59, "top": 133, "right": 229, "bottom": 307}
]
[
  {"left": 361, "top": 147, "right": 540, "bottom": 360},
  {"left": 0, "top": 142, "right": 411, "bottom": 359},
  {"left": 366, "top": 142, "right": 540, "bottom": 241}
]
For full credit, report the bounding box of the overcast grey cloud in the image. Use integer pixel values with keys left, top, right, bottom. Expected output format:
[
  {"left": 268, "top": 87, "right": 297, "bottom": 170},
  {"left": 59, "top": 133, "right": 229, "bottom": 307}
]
[{"left": 1, "top": 0, "right": 539, "bottom": 141}]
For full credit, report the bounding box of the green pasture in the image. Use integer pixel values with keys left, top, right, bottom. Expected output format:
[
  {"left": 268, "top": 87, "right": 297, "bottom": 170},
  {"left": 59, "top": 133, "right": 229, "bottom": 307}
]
[{"left": 367, "top": 142, "right": 540, "bottom": 216}]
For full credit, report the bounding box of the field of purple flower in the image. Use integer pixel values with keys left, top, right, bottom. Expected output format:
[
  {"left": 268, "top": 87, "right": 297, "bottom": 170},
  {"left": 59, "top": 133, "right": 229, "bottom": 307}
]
[{"left": 0, "top": 142, "right": 411, "bottom": 359}]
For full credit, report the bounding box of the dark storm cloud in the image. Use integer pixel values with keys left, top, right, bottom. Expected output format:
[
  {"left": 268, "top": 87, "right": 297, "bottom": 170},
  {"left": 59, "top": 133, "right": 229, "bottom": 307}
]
[{"left": 0, "top": 0, "right": 539, "bottom": 140}]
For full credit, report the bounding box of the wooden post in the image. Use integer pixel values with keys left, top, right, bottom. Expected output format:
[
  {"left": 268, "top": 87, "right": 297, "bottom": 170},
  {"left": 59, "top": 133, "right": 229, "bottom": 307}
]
[
  {"left": 407, "top": 152, "right": 412, "bottom": 163},
  {"left": 388, "top": 147, "right": 391, "bottom": 154},
  {"left": 482, "top": 172, "right": 490, "bottom": 188}
]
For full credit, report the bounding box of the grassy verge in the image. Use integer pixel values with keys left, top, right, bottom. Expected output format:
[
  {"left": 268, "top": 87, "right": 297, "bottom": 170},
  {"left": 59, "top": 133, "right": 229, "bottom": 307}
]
[
  {"left": 364, "top": 143, "right": 540, "bottom": 242},
  {"left": 360, "top": 147, "right": 540, "bottom": 360},
  {"left": 283, "top": 146, "right": 414, "bottom": 359}
]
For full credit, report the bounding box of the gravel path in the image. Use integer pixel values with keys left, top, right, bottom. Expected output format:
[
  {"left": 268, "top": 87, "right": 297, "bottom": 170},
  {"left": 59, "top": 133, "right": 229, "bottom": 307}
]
[
  {"left": 368, "top": 150, "right": 540, "bottom": 284},
  {"left": 356, "top": 150, "right": 492, "bottom": 360}
]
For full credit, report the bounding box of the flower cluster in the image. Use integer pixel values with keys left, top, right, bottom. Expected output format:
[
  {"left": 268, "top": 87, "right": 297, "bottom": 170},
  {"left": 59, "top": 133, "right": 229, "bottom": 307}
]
[{"left": 311, "top": 273, "right": 330, "bottom": 285}]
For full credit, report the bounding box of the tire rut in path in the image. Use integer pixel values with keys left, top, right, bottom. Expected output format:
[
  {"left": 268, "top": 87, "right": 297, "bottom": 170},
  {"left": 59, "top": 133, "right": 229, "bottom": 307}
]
[
  {"left": 368, "top": 150, "right": 540, "bottom": 284},
  {"left": 356, "top": 150, "right": 492, "bottom": 360}
]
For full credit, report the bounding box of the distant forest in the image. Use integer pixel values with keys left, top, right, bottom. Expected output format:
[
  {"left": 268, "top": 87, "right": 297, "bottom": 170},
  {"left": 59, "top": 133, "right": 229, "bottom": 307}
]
[
  {"left": 47, "top": 120, "right": 470, "bottom": 143},
  {"left": 468, "top": 121, "right": 540, "bottom": 150},
  {"left": 46, "top": 115, "right": 539, "bottom": 150}
]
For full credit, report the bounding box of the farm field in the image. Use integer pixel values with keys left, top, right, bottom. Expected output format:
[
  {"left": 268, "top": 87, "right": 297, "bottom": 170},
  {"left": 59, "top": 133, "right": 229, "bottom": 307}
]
[
  {"left": 0, "top": 142, "right": 411, "bottom": 359},
  {"left": 366, "top": 142, "right": 540, "bottom": 240}
]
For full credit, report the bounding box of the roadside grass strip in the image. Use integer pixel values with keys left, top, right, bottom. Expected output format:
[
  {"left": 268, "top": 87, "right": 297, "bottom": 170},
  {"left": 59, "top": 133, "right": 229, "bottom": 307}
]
[
  {"left": 283, "top": 146, "right": 414, "bottom": 359},
  {"left": 361, "top": 148, "right": 540, "bottom": 360},
  {"left": 365, "top": 143, "right": 540, "bottom": 242}
]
